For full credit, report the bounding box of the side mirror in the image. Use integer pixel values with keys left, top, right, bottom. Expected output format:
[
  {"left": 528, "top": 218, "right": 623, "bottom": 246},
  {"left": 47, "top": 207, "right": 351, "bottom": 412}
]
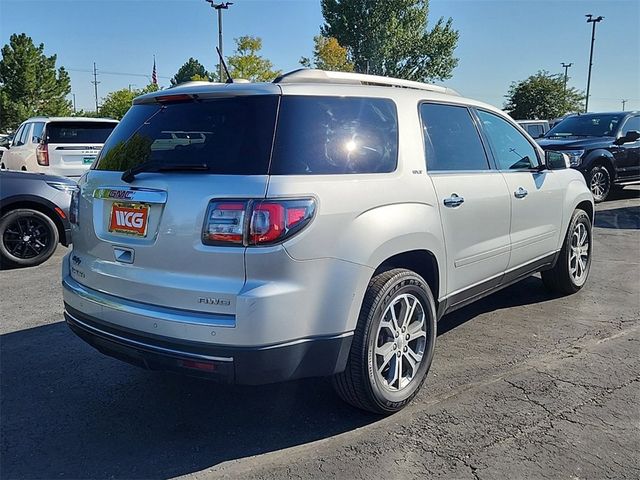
[
  {"left": 545, "top": 151, "right": 570, "bottom": 170},
  {"left": 615, "top": 130, "right": 640, "bottom": 145},
  {"left": 32, "top": 136, "right": 42, "bottom": 144}
]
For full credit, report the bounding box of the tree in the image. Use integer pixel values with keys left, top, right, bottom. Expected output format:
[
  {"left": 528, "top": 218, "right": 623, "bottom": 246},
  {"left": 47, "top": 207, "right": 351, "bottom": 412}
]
[
  {"left": 100, "top": 83, "right": 162, "bottom": 120},
  {"left": 170, "top": 58, "right": 210, "bottom": 86},
  {"left": 227, "top": 36, "right": 281, "bottom": 82},
  {"left": 0, "top": 33, "right": 72, "bottom": 130},
  {"left": 505, "top": 71, "right": 585, "bottom": 120},
  {"left": 320, "top": 0, "right": 458, "bottom": 82},
  {"left": 300, "top": 36, "right": 354, "bottom": 72}
]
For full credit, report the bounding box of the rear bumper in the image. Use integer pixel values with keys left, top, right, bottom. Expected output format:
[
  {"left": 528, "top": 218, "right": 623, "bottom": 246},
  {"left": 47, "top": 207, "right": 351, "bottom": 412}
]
[{"left": 64, "top": 305, "right": 353, "bottom": 385}]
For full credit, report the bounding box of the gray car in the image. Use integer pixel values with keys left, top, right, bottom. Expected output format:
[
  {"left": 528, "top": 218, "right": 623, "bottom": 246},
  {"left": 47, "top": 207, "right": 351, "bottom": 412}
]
[
  {"left": 62, "top": 69, "right": 593, "bottom": 414},
  {"left": 0, "top": 171, "right": 75, "bottom": 268}
]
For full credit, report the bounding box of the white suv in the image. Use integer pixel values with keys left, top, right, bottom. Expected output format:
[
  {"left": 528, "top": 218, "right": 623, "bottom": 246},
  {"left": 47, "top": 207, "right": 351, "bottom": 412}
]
[
  {"left": 1, "top": 117, "right": 118, "bottom": 178},
  {"left": 62, "top": 70, "right": 593, "bottom": 414}
]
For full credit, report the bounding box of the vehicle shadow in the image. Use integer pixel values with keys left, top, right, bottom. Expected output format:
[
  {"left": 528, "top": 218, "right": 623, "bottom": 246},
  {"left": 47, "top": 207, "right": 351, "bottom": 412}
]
[
  {"left": 607, "top": 187, "right": 640, "bottom": 202},
  {"left": 594, "top": 205, "right": 640, "bottom": 230},
  {"left": 0, "top": 322, "right": 378, "bottom": 480},
  {"left": 437, "top": 276, "right": 560, "bottom": 336}
]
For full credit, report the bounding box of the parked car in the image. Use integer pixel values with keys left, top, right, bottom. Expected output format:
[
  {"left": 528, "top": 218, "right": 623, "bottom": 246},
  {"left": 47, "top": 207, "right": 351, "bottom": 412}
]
[
  {"left": 1, "top": 117, "right": 118, "bottom": 178},
  {"left": 0, "top": 133, "right": 12, "bottom": 163},
  {"left": 516, "top": 119, "right": 550, "bottom": 138},
  {"left": 62, "top": 69, "right": 593, "bottom": 414},
  {"left": 538, "top": 111, "right": 640, "bottom": 202},
  {"left": 0, "top": 171, "right": 75, "bottom": 268}
]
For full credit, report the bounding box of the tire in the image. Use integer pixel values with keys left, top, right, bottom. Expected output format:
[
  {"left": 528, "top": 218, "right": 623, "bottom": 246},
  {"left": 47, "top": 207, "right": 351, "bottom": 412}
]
[
  {"left": 332, "top": 268, "right": 437, "bottom": 414},
  {"left": 587, "top": 164, "right": 611, "bottom": 203},
  {"left": 0, "top": 209, "right": 59, "bottom": 268},
  {"left": 541, "top": 209, "right": 592, "bottom": 295}
]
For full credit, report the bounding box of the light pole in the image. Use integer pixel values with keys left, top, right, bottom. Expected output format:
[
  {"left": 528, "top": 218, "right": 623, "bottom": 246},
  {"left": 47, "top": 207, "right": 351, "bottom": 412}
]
[
  {"left": 72, "top": 93, "right": 76, "bottom": 114},
  {"left": 561, "top": 62, "right": 573, "bottom": 95},
  {"left": 205, "top": 1, "right": 233, "bottom": 82},
  {"left": 585, "top": 14, "right": 604, "bottom": 113},
  {"left": 622, "top": 99, "right": 628, "bottom": 111}
]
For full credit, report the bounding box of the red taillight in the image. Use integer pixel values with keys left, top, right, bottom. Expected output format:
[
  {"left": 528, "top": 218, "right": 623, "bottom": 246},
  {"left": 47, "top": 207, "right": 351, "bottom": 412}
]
[
  {"left": 36, "top": 143, "right": 49, "bottom": 166},
  {"left": 155, "top": 94, "right": 194, "bottom": 104},
  {"left": 179, "top": 359, "right": 216, "bottom": 372},
  {"left": 202, "top": 201, "right": 247, "bottom": 246},
  {"left": 202, "top": 198, "right": 315, "bottom": 246}
]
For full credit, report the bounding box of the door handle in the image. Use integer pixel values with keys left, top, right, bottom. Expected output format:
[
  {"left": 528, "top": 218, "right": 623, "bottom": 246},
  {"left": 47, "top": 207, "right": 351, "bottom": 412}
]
[
  {"left": 514, "top": 187, "right": 528, "bottom": 199},
  {"left": 443, "top": 193, "right": 465, "bottom": 207}
]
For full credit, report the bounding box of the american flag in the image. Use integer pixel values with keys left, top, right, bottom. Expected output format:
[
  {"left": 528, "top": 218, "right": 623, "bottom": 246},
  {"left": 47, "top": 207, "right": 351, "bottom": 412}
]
[{"left": 151, "top": 56, "right": 158, "bottom": 85}]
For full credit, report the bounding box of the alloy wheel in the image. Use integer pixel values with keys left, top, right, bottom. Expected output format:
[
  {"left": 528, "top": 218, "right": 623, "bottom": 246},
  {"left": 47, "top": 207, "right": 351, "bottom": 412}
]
[
  {"left": 2, "top": 215, "right": 52, "bottom": 260},
  {"left": 374, "top": 293, "right": 427, "bottom": 391},
  {"left": 569, "top": 222, "right": 589, "bottom": 284},
  {"left": 590, "top": 170, "right": 608, "bottom": 200}
]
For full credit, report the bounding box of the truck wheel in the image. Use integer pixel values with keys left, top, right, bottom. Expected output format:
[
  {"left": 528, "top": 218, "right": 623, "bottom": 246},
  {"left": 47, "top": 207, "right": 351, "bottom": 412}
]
[
  {"left": 541, "top": 209, "right": 592, "bottom": 295},
  {"left": 0, "top": 209, "right": 59, "bottom": 268},
  {"left": 587, "top": 165, "right": 611, "bottom": 203},
  {"left": 332, "top": 269, "right": 437, "bottom": 414}
]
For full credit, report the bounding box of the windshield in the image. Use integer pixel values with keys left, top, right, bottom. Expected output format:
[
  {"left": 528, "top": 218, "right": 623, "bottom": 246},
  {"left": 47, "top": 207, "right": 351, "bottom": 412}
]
[
  {"left": 94, "top": 97, "right": 279, "bottom": 175},
  {"left": 545, "top": 114, "right": 624, "bottom": 138},
  {"left": 46, "top": 122, "right": 117, "bottom": 144}
]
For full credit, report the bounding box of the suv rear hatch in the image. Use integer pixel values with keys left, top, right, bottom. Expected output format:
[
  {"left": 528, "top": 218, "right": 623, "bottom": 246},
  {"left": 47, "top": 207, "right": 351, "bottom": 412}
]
[
  {"left": 71, "top": 91, "right": 279, "bottom": 315},
  {"left": 44, "top": 121, "right": 118, "bottom": 176}
]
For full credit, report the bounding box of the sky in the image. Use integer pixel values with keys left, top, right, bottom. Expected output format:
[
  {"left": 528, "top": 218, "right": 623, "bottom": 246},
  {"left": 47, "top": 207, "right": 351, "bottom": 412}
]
[{"left": 1, "top": 0, "right": 638, "bottom": 114}]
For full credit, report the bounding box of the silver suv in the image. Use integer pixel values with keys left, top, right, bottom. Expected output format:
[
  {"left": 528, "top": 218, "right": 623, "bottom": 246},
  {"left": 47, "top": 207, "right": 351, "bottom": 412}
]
[{"left": 62, "top": 69, "right": 594, "bottom": 414}]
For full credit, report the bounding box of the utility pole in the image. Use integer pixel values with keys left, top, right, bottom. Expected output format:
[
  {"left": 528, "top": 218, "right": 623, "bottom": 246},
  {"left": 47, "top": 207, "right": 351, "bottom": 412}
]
[
  {"left": 622, "top": 99, "right": 628, "bottom": 111},
  {"left": 561, "top": 62, "right": 573, "bottom": 95},
  {"left": 585, "top": 14, "right": 604, "bottom": 113},
  {"left": 72, "top": 93, "right": 76, "bottom": 114},
  {"left": 205, "top": 1, "right": 233, "bottom": 82},
  {"left": 91, "top": 62, "right": 100, "bottom": 114},
  {"left": 128, "top": 84, "right": 137, "bottom": 92}
]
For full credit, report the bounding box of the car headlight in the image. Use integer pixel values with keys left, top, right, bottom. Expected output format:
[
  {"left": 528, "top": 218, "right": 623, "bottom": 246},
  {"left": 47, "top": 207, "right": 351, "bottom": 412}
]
[
  {"left": 47, "top": 182, "right": 77, "bottom": 194},
  {"left": 563, "top": 150, "right": 585, "bottom": 167}
]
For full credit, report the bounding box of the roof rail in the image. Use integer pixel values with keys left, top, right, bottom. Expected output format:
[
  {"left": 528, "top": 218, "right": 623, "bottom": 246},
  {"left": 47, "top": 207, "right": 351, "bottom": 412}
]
[{"left": 273, "top": 69, "right": 460, "bottom": 96}]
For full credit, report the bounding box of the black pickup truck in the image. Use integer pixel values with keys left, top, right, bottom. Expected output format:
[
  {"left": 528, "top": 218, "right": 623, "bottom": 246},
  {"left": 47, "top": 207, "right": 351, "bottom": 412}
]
[{"left": 537, "top": 111, "right": 640, "bottom": 202}]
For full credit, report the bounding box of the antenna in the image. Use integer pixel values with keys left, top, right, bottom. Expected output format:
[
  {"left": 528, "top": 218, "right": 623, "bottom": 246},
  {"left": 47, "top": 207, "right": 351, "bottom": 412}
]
[{"left": 216, "top": 46, "right": 233, "bottom": 84}]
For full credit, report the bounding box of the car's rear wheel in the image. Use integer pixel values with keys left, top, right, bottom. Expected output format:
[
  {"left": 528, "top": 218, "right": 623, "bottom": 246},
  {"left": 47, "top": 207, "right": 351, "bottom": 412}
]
[
  {"left": 541, "top": 209, "right": 592, "bottom": 294},
  {"left": 587, "top": 164, "right": 611, "bottom": 203},
  {"left": 0, "top": 209, "right": 59, "bottom": 268},
  {"left": 332, "top": 269, "right": 437, "bottom": 414}
]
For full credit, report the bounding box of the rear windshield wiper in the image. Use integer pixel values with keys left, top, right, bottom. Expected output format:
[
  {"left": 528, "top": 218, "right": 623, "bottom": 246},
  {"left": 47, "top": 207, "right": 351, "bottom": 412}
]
[{"left": 122, "top": 161, "right": 209, "bottom": 183}]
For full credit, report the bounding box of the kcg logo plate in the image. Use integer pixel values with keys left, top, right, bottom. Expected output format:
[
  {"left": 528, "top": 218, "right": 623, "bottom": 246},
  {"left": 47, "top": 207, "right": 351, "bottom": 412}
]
[{"left": 109, "top": 203, "right": 150, "bottom": 237}]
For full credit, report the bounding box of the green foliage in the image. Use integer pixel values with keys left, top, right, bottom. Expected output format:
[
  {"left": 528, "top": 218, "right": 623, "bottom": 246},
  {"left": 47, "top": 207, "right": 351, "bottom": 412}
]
[
  {"left": 320, "top": 0, "right": 459, "bottom": 82},
  {"left": 227, "top": 36, "right": 281, "bottom": 82},
  {"left": 300, "top": 36, "right": 354, "bottom": 72},
  {"left": 100, "top": 89, "right": 137, "bottom": 120},
  {"left": 0, "top": 33, "right": 72, "bottom": 130},
  {"left": 100, "top": 83, "right": 161, "bottom": 120},
  {"left": 505, "top": 71, "right": 585, "bottom": 120},
  {"left": 97, "top": 134, "right": 153, "bottom": 171},
  {"left": 170, "top": 58, "right": 210, "bottom": 86}
]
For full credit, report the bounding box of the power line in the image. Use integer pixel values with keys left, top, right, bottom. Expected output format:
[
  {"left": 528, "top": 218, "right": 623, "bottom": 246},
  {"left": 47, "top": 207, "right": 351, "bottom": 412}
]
[{"left": 67, "top": 67, "right": 170, "bottom": 80}]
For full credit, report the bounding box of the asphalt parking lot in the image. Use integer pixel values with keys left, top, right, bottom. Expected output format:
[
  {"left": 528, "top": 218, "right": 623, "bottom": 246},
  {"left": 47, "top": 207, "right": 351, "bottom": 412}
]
[{"left": 1, "top": 187, "right": 639, "bottom": 480}]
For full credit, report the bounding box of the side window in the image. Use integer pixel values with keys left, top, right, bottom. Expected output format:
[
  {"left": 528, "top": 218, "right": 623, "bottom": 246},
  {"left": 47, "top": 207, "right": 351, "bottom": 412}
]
[
  {"left": 527, "top": 124, "right": 544, "bottom": 138},
  {"left": 622, "top": 116, "right": 640, "bottom": 133},
  {"left": 477, "top": 110, "right": 539, "bottom": 170},
  {"left": 12, "top": 125, "right": 25, "bottom": 146},
  {"left": 19, "top": 123, "right": 31, "bottom": 146},
  {"left": 420, "top": 103, "right": 489, "bottom": 171},
  {"left": 31, "top": 122, "right": 45, "bottom": 143}
]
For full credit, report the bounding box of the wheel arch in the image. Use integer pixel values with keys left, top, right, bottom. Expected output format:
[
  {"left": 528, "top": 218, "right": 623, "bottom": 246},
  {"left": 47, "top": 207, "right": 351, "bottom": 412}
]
[
  {"left": 0, "top": 196, "right": 68, "bottom": 247},
  {"left": 583, "top": 150, "right": 616, "bottom": 181}
]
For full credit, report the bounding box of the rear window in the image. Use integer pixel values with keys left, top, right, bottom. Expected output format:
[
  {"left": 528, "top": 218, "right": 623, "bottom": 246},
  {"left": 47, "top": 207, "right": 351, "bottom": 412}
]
[
  {"left": 46, "top": 122, "right": 117, "bottom": 144},
  {"left": 94, "top": 96, "right": 279, "bottom": 174},
  {"left": 94, "top": 94, "right": 398, "bottom": 175},
  {"left": 271, "top": 96, "right": 398, "bottom": 174}
]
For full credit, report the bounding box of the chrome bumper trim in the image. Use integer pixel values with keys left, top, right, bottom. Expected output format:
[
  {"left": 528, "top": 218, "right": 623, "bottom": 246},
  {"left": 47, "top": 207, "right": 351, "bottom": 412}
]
[{"left": 62, "top": 276, "right": 236, "bottom": 328}]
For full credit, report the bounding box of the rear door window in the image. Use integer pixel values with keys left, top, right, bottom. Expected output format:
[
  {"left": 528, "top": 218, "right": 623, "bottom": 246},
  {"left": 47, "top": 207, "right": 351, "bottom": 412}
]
[
  {"left": 270, "top": 96, "right": 398, "bottom": 174},
  {"left": 94, "top": 96, "right": 279, "bottom": 174},
  {"left": 420, "top": 103, "right": 489, "bottom": 171},
  {"left": 12, "top": 125, "right": 25, "bottom": 146},
  {"left": 46, "top": 122, "right": 118, "bottom": 144}
]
